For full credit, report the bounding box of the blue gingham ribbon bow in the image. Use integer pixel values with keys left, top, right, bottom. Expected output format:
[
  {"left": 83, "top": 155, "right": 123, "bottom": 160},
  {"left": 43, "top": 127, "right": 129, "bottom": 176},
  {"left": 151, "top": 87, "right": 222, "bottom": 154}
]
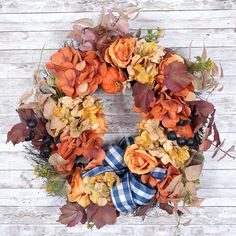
[{"left": 82, "top": 137, "right": 166, "bottom": 212}]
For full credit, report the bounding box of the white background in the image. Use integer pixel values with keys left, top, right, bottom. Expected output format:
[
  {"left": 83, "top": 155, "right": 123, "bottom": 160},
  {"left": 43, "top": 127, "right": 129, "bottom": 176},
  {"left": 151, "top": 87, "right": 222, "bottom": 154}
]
[{"left": 0, "top": 0, "right": 236, "bottom": 235}]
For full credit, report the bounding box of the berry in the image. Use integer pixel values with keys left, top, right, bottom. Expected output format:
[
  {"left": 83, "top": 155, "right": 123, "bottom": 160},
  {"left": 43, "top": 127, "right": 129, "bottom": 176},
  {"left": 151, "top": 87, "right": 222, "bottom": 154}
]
[
  {"left": 167, "top": 131, "right": 177, "bottom": 141},
  {"left": 25, "top": 130, "right": 35, "bottom": 141},
  {"left": 40, "top": 146, "right": 51, "bottom": 158},
  {"left": 27, "top": 119, "right": 38, "bottom": 129},
  {"left": 187, "top": 138, "right": 196, "bottom": 147},
  {"left": 177, "top": 120, "right": 188, "bottom": 126},
  {"left": 43, "top": 135, "right": 53, "bottom": 146},
  {"left": 177, "top": 137, "right": 186, "bottom": 147}
]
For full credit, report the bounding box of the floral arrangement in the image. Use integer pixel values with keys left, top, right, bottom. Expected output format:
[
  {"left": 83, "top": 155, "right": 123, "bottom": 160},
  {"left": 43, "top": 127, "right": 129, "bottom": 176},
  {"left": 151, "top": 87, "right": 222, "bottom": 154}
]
[{"left": 7, "top": 8, "right": 235, "bottom": 229}]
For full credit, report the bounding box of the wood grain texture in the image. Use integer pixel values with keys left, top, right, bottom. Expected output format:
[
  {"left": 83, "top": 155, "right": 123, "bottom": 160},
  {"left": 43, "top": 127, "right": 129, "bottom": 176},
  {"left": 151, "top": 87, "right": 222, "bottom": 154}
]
[{"left": 0, "top": 0, "right": 236, "bottom": 235}]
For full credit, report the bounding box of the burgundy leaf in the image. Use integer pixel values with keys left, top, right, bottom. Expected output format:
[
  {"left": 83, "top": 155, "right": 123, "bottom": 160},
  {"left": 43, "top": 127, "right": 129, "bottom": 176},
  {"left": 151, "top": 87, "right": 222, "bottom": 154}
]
[
  {"left": 159, "top": 203, "right": 183, "bottom": 216},
  {"left": 199, "top": 139, "right": 212, "bottom": 151},
  {"left": 57, "top": 202, "right": 87, "bottom": 227},
  {"left": 87, "top": 203, "right": 118, "bottom": 229},
  {"left": 213, "top": 123, "right": 221, "bottom": 146},
  {"left": 132, "top": 82, "right": 155, "bottom": 113},
  {"left": 7, "top": 123, "right": 29, "bottom": 145},
  {"left": 134, "top": 197, "right": 156, "bottom": 218},
  {"left": 163, "top": 61, "right": 195, "bottom": 92},
  {"left": 17, "top": 108, "right": 36, "bottom": 125},
  {"left": 190, "top": 100, "right": 215, "bottom": 133}
]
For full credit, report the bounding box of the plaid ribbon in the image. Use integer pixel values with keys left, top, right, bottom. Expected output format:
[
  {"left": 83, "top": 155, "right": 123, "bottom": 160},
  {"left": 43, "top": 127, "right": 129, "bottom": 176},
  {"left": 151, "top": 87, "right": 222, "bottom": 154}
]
[{"left": 82, "top": 137, "right": 166, "bottom": 212}]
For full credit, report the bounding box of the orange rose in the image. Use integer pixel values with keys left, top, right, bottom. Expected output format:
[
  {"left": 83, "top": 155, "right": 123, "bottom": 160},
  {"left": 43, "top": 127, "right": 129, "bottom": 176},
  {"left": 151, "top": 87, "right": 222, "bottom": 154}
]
[
  {"left": 68, "top": 167, "right": 91, "bottom": 207},
  {"left": 124, "top": 144, "right": 158, "bottom": 174},
  {"left": 105, "top": 37, "right": 135, "bottom": 68}
]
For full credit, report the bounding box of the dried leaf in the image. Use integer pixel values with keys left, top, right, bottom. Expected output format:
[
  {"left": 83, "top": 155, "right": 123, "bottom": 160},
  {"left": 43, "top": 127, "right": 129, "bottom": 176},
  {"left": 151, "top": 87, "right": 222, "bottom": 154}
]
[
  {"left": 159, "top": 203, "right": 183, "bottom": 216},
  {"left": 19, "top": 89, "right": 33, "bottom": 104},
  {"left": 185, "top": 165, "right": 202, "bottom": 182},
  {"left": 57, "top": 202, "right": 87, "bottom": 227},
  {"left": 43, "top": 97, "right": 57, "bottom": 120},
  {"left": 132, "top": 82, "right": 155, "bottom": 113},
  {"left": 49, "top": 153, "right": 67, "bottom": 166},
  {"left": 87, "top": 203, "right": 117, "bottom": 229},
  {"left": 165, "top": 175, "right": 182, "bottom": 192},
  {"left": 73, "top": 18, "right": 94, "bottom": 27},
  {"left": 212, "top": 139, "right": 225, "bottom": 159},
  {"left": 199, "top": 139, "right": 212, "bottom": 151},
  {"left": 217, "top": 145, "right": 235, "bottom": 161},
  {"left": 213, "top": 123, "right": 221, "bottom": 146},
  {"left": 220, "top": 63, "right": 224, "bottom": 79},
  {"left": 7, "top": 123, "right": 29, "bottom": 145},
  {"left": 134, "top": 197, "right": 156, "bottom": 218},
  {"left": 163, "top": 61, "right": 195, "bottom": 92},
  {"left": 201, "top": 45, "right": 207, "bottom": 63}
]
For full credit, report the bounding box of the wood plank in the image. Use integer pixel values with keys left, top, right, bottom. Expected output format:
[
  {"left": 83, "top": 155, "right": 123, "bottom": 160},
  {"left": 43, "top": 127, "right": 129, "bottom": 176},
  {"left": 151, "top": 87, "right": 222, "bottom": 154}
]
[
  {"left": 1, "top": 93, "right": 236, "bottom": 116},
  {"left": 0, "top": 188, "right": 235, "bottom": 207},
  {"left": 1, "top": 151, "right": 235, "bottom": 170},
  {"left": 0, "top": 61, "right": 234, "bottom": 79},
  {"left": 1, "top": 131, "right": 235, "bottom": 153},
  {"left": 1, "top": 113, "right": 235, "bottom": 134},
  {"left": 0, "top": 206, "right": 236, "bottom": 225},
  {"left": 1, "top": 47, "right": 236, "bottom": 64},
  {"left": 0, "top": 224, "right": 236, "bottom": 236},
  {"left": 1, "top": 0, "right": 235, "bottom": 13},
  {"left": 0, "top": 29, "right": 235, "bottom": 50},
  {"left": 0, "top": 11, "right": 235, "bottom": 32},
  {"left": 0, "top": 170, "right": 235, "bottom": 190}
]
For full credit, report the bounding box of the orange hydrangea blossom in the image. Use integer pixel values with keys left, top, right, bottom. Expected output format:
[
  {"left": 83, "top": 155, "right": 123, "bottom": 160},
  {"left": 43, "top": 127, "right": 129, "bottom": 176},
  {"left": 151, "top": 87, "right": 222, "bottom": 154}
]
[
  {"left": 156, "top": 165, "right": 182, "bottom": 203},
  {"left": 53, "top": 130, "right": 105, "bottom": 173},
  {"left": 67, "top": 167, "right": 91, "bottom": 207},
  {"left": 46, "top": 47, "right": 107, "bottom": 97}
]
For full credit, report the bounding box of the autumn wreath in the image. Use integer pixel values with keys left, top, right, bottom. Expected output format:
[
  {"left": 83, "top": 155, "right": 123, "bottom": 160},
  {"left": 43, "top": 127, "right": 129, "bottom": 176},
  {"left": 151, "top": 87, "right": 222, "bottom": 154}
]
[{"left": 7, "top": 8, "right": 234, "bottom": 229}]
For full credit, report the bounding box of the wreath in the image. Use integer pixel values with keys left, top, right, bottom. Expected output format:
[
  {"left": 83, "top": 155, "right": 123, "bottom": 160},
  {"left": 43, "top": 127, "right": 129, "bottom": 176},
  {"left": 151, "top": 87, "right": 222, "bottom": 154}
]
[{"left": 7, "top": 8, "right": 235, "bottom": 229}]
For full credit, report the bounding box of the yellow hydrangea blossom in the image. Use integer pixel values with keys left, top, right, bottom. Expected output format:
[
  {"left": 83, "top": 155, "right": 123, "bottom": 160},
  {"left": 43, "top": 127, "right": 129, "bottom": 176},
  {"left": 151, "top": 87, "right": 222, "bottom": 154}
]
[
  {"left": 168, "top": 146, "right": 190, "bottom": 167},
  {"left": 127, "top": 39, "right": 165, "bottom": 87},
  {"left": 135, "top": 119, "right": 190, "bottom": 168},
  {"left": 83, "top": 172, "right": 119, "bottom": 206}
]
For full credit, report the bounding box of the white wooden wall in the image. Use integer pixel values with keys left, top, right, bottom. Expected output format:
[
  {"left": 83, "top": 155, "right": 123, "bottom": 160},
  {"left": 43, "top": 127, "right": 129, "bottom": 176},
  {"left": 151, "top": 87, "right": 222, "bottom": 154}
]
[{"left": 0, "top": 0, "right": 236, "bottom": 235}]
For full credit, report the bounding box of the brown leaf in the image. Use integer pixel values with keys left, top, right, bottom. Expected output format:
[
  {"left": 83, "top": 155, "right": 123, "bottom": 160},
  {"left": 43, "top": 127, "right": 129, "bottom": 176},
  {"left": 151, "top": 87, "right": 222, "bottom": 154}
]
[
  {"left": 132, "top": 82, "right": 155, "bottom": 113},
  {"left": 19, "top": 89, "right": 33, "bottom": 104},
  {"left": 185, "top": 165, "right": 202, "bottom": 182},
  {"left": 165, "top": 175, "right": 182, "bottom": 192},
  {"left": 217, "top": 145, "right": 235, "bottom": 161},
  {"left": 201, "top": 45, "right": 207, "bottom": 63},
  {"left": 87, "top": 203, "right": 118, "bottom": 229},
  {"left": 134, "top": 197, "right": 156, "bottom": 218},
  {"left": 190, "top": 100, "right": 215, "bottom": 133},
  {"left": 159, "top": 203, "right": 183, "bottom": 216},
  {"left": 213, "top": 123, "right": 221, "bottom": 146},
  {"left": 199, "top": 139, "right": 212, "bottom": 151},
  {"left": 212, "top": 139, "right": 225, "bottom": 159},
  {"left": 7, "top": 123, "right": 29, "bottom": 145},
  {"left": 163, "top": 61, "right": 195, "bottom": 92},
  {"left": 49, "top": 153, "right": 67, "bottom": 166},
  {"left": 57, "top": 202, "right": 87, "bottom": 227}
]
